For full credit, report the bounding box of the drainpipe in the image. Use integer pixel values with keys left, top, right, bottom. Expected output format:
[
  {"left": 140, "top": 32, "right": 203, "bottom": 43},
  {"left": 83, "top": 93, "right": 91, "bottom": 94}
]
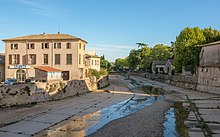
[
  {"left": 52, "top": 40, "right": 54, "bottom": 68},
  {"left": 26, "top": 40, "right": 29, "bottom": 78}
]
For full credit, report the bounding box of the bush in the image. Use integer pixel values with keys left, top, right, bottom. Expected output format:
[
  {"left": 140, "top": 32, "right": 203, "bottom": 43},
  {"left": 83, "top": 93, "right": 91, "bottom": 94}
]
[
  {"left": 88, "top": 69, "right": 101, "bottom": 79},
  {"left": 100, "top": 68, "right": 108, "bottom": 76}
]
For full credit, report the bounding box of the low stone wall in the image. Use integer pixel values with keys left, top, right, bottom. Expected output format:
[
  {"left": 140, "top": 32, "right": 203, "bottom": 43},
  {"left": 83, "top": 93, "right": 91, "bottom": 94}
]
[
  {"left": 0, "top": 76, "right": 109, "bottom": 107},
  {"left": 97, "top": 75, "right": 110, "bottom": 89},
  {"left": 131, "top": 72, "right": 198, "bottom": 90}
]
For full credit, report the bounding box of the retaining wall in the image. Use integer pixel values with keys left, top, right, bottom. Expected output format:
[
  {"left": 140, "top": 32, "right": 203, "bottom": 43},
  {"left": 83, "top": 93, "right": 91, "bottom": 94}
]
[{"left": 0, "top": 76, "right": 110, "bottom": 107}]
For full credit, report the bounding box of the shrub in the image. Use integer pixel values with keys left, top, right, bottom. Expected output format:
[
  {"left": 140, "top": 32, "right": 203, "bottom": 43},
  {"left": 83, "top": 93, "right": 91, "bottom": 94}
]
[
  {"left": 88, "top": 69, "right": 101, "bottom": 79},
  {"left": 100, "top": 68, "right": 108, "bottom": 76}
]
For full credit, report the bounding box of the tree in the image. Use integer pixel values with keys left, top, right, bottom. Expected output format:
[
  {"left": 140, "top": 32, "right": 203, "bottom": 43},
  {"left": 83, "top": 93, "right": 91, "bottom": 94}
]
[
  {"left": 173, "top": 27, "right": 206, "bottom": 73},
  {"left": 100, "top": 56, "right": 111, "bottom": 71},
  {"left": 115, "top": 58, "right": 128, "bottom": 71},
  {"left": 150, "top": 44, "right": 173, "bottom": 61}
]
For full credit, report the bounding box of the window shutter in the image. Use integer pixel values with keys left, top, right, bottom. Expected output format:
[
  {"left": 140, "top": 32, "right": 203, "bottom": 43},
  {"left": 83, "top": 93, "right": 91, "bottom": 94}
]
[
  {"left": 9, "top": 55, "right": 12, "bottom": 65},
  {"left": 26, "top": 55, "right": 28, "bottom": 65},
  {"left": 17, "top": 54, "right": 20, "bottom": 64},
  {"left": 34, "top": 54, "right": 36, "bottom": 64}
]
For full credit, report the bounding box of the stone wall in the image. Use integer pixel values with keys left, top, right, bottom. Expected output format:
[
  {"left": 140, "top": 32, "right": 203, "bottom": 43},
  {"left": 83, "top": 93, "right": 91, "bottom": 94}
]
[
  {"left": 97, "top": 75, "right": 110, "bottom": 89},
  {"left": 131, "top": 72, "right": 198, "bottom": 90},
  {"left": 0, "top": 76, "right": 109, "bottom": 107},
  {"left": 197, "top": 67, "right": 220, "bottom": 94}
]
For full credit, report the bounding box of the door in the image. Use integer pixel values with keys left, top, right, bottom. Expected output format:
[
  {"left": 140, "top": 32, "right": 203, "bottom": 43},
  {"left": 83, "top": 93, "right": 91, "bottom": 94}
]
[
  {"left": 16, "top": 69, "right": 26, "bottom": 81},
  {"left": 62, "top": 71, "right": 69, "bottom": 80}
]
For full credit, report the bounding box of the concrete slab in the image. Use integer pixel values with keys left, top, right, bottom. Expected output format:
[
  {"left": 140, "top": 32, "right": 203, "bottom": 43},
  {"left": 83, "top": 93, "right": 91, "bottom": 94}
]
[
  {"left": 201, "top": 115, "right": 220, "bottom": 123},
  {"left": 0, "top": 121, "right": 51, "bottom": 135},
  {"left": 213, "top": 133, "right": 220, "bottom": 137},
  {"left": 198, "top": 109, "right": 220, "bottom": 115},
  {"left": 49, "top": 107, "right": 81, "bottom": 116},
  {"left": 27, "top": 113, "right": 70, "bottom": 124},
  {"left": 0, "top": 131, "right": 29, "bottom": 137}
]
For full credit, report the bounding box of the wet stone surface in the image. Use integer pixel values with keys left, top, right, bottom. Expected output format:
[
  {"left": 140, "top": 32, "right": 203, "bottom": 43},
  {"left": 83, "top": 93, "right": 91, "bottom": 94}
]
[{"left": 36, "top": 95, "right": 165, "bottom": 137}]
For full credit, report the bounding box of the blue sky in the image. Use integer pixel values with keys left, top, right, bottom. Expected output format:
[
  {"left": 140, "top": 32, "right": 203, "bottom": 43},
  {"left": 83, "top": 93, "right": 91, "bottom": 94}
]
[{"left": 1, "top": 0, "right": 220, "bottom": 62}]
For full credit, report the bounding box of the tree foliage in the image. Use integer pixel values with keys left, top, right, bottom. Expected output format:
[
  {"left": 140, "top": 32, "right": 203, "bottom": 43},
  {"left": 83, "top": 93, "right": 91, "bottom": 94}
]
[
  {"left": 100, "top": 55, "right": 111, "bottom": 71},
  {"left": 173, "top": 27, "right": 220, "bottom": 73}
]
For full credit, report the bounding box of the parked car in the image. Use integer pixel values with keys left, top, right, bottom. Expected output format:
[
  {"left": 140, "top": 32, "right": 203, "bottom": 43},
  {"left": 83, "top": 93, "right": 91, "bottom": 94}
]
[
  {"left": 25, "top": 77, "right": 35, "bottom": 83},
  {"left": 4, "top": 78, "right": 18, "bottom": 85}
]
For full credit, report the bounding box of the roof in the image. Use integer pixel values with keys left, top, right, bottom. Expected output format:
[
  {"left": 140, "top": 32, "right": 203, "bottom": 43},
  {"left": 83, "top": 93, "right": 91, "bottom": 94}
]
[
  {"left": 85, "top": 54, "right": 101, "bottom": 58},
  {"left": 0, "top": 53, "right": 5, "bottom": 64},
  {"left": 152, "top": 60, "right": 166, "bottom": 65},
  {"left": 167, "top": 59, "right": 174, "bottom": 64},
  {"left": 35, "top": 66, "right": 62, "bottom": 72},
  {"left": 202, "top": 41, "right": 220, "bottom": 47},
  {"left": 2, "top": 33, "right": 87, "bottom": 43}
]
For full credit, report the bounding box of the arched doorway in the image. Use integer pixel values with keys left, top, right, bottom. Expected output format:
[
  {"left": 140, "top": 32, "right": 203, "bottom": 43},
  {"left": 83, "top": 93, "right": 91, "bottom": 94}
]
[{"left": 16, "top": 69, "right": 26, "bottom": 81}]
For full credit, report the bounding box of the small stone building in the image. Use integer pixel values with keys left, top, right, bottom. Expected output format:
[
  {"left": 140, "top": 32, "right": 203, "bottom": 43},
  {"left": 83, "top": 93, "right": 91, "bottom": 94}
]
[
  {"left": 164, "top": 59, "right": 175, "bottom": 75},
  {"left": 152, "top": 60, "right": 166, "bottom": 74},
  {"left": 35, "top": 66, "right": 62, "bottom": 82}
]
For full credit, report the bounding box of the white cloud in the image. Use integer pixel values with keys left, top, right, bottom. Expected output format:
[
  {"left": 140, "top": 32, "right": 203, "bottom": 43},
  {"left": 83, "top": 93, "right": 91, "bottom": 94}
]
[{"left": 13, "top": 0, "right": 64, "bottom": 17}]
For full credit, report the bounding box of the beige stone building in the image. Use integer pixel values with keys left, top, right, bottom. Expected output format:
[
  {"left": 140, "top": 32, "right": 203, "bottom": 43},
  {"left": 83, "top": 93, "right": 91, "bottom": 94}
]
[
  {"left": 2, "top": 33, "right": 87, "bottom": 81},
  {"left": 85, "top": 50, "right": 101, "bottom": 71}
]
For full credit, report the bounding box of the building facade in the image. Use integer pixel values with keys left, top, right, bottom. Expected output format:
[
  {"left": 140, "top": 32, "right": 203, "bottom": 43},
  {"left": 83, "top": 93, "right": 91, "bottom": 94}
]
[
  {"left": 164, "top": 59, "right": 175, "bottom": 76},
  {"left": 2, "top": 33, "right": 87, "bottom": 81},
  {"left": 198, "top": 41, "right": 220, "bottom": 87},
  {"left": 85, "top": 50, "right": 100, "bottom": 72}
]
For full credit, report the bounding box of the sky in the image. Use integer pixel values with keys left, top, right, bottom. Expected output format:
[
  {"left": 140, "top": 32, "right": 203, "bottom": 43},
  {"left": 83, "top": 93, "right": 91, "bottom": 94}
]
[{"left": 1, "top": 0, "right": 220, "bottom": 62}]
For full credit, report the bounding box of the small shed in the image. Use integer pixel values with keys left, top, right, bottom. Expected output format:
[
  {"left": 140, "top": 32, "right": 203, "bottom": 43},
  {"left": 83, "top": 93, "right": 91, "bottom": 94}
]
[
  {"left": 164, "top": 59, "right": 175, "bottom": 75},
  {"left": 152, "top": 60, "right": 166, "bottom": 74},
  {"left": 35, "top": 66, "right": 62, "bottom": 82}
]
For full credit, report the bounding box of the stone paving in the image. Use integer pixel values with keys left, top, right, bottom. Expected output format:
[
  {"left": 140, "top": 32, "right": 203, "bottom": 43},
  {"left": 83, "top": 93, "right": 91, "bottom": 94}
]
[
  {"left": 130, "top": 74, "right": 220, "bottom": 137},
  {"left": 0, "top": 75, "right": 133, "bottom": 137}
]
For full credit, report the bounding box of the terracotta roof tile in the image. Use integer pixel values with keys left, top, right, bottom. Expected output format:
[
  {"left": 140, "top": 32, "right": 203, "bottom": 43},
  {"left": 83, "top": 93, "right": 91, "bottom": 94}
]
[
  {"left": 85, "top": 54, "right": 101, "bottom": 58},
  {"left": 2, "top": 34, "right": 87, "bottom": 43},
  {"left": 35, "top": 66, "right": 62, "bottom": 72}
]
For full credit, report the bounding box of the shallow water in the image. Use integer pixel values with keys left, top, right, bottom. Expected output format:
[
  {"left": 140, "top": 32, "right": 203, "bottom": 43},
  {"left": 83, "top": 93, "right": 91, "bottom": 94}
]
[
  {"left": 38, "top": 95, "right": 165, "bottom": 137},
  {"left": 164, "top": 108, "right": 178, "bottom": 137}
]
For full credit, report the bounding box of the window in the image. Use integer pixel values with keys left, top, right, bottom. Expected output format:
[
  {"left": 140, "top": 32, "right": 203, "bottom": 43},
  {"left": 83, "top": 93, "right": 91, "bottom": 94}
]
[
  {"left": 42, "top": 43, "right": 49, "bottom": 49},
  {"left": 9, "top": 54, "right": 20, "bottom": 65},
  {"left": 55, "top": 54, "right": 60, "bottom": 65},
  {"left": 66, "top": 43, "right": 71, "bottom": 49},
  {"left": 83, "top": 45, "right": 85, "bottom": 50},
  {"left": 43, "top": 54, "right": 48, "bottom": 64},
  {"left": 79, "top": 54, "right": 81, "bottom": 64},
  {"left": 79, "top": 43, "right": 81, "bottom": 49},
  {"left": 29, "top": 54, "right": 36, "bottom": 65},
  {"left": 27, "top": 43, "right": 35, "bottom": 49},
  {"left": 54, "top": 43, "right": 61, "bottom": 49},
  {"left": 92, "top": 60, "right": 94, "bottom": 65},
  {"left": 11, "top": 44, "right": 18, "bottom": 49},
  {"left": 66, "top": 54, "right": 72, "bottom": 64}
]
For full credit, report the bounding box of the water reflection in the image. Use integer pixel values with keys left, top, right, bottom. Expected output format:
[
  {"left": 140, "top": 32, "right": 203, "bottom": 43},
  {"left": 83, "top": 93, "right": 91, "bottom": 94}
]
[
  {"left": 37, "top": 96, "right": 164, "bottom": 137},
  {"left": 164, "top": 102, "right": 189, "bottom": 137}
]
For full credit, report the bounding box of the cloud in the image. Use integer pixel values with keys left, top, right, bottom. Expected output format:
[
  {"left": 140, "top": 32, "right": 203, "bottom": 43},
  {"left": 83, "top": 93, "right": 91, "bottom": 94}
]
[{"left": 13, "top": 0, "right": 63, "bottom": 17}]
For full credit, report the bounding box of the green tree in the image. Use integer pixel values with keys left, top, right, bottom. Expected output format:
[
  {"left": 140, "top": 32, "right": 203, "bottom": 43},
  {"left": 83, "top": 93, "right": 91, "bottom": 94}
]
[
  {"left": 150, "top": 44, "right": 173, "bottom": 61},
  {"left": 173, "top": 27, "right": 206, "bottom": 73},
  {"left": 115, "top": 58, "right": 128, "bottom": 70},
  {"left": 100, "top": 58, "right": 111, "bottom": 71}
]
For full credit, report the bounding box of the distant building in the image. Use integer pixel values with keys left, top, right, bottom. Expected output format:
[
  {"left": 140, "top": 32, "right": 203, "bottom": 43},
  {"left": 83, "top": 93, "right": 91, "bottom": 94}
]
[
  {"left": 85, "top": 50, "right": 100, "bottom": 71},
  {"left": 2, "top": 33, "right": 87, "bottom": 81},
  {"left": 35, "top": 66, "right": 62, "bottom": 82},
  {"left": 164, "top": 59, "right": 175, "bottom": 75},
  {"left": 152, "top": 60, "right": 166, "bottom": 74},
  {"left": 0, "top": 53, "right": 5, "bottom": 82}
]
